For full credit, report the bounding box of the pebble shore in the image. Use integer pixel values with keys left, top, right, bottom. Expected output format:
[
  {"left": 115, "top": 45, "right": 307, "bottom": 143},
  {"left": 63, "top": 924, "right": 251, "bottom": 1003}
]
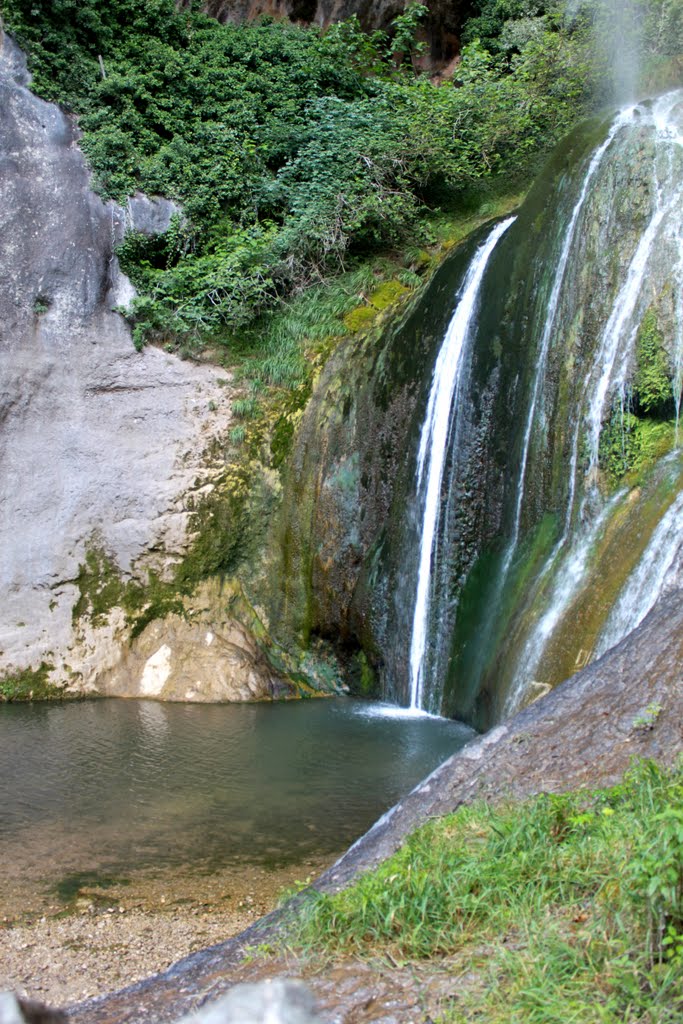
[{"left": 0, "top": 856, "right": 337, "bottom": 1007}]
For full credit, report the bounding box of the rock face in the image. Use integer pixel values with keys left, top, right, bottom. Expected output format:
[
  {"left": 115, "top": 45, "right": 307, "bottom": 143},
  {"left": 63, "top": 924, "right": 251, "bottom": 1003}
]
[
  {"left": 189, "top": 0, "right": 466, "bottom": 68},
  {"left": 0, "top": 32, "right": 281, "bottom": 699},
  {"left": 98, "top": 581, "right": 295, "bottom": 702}
]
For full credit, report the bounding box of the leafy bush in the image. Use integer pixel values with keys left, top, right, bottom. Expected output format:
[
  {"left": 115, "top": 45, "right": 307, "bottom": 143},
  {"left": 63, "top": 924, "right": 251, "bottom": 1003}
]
[
  {"left": 633, "top": 309, "right": 674, "bottom": 417},
  {"left": 1, "top": 0, "right": 614, "bottom": 355}
]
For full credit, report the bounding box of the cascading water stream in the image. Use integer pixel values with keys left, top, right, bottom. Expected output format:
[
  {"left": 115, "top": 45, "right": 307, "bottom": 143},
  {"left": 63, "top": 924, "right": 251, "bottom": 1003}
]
[
  {"left": 595, "top": 482, "right": 683, "bottom": 657},
  {"left": 502, "top": 109, "right": 634, "bottom": 580},
  {"left": 408, "top": 217, "right": 515, "bottom": 712},
  {"left": 503, "top": 91, "right": 683, "bottom": 715}
]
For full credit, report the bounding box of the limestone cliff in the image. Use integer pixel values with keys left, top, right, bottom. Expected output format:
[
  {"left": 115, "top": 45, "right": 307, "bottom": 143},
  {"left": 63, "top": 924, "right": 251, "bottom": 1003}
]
[{"left": 0, "top": 31, "right": 296, "bottom": 702}]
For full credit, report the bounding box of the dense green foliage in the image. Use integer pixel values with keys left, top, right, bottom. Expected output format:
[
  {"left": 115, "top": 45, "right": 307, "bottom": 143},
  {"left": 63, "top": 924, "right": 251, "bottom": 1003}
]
[
  {"left": 633, "top": 308, "right": 674, "bottom": 417},
  {"left": 599, "top": 308, "right": 676, "bottom": 481},
  {"left": 294, "top": 759, "right": 683, "bottom": 1022},
  {"left": 1, "top": 0, "right": 601, "bottom": 354},
  {"left": 2, "top": 0, "right": 678, "bottom": 356},
  {"left": 465, "top": 0, "right": 683, "bottom": 63}
]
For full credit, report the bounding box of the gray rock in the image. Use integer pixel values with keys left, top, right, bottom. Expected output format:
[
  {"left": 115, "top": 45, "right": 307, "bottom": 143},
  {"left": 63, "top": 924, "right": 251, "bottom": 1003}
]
[
  {"left": 177, "top": 980, "right": 323, "bottom": 1024},
  {"left": 0, "top": 32, "right": 241, "bottom": 692},
  {"left": 123, "top": 194, "right": 181, "bottom": 239},
  {"left": 0, "top": 993, "right": 66, "bottom": 1024}
]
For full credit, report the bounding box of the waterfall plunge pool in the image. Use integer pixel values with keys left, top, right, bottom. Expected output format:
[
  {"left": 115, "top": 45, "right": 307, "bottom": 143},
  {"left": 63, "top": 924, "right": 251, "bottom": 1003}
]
[{"left": 0, "top": 697, "right": 473, "bottom": 919}]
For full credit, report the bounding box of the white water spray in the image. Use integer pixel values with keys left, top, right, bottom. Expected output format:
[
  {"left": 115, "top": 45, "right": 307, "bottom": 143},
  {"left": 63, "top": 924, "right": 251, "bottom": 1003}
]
[
  {"left": 503, "top": 109, "right": 633, "bottom": 579},
  {"left": 408, "top": 217, "right": 515, "bottom": 711}
]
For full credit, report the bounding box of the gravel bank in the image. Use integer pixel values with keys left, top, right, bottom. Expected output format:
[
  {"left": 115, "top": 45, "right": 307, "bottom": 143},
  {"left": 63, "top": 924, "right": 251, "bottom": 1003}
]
[{"left": 0, "top": 856, "right": 338, "bottom": 1008}]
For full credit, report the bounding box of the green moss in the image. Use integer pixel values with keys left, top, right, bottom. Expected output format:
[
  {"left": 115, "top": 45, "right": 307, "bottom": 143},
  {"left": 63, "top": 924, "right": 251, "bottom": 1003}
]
[
  {"left": 368, "top": 280, "right": 410, "bottom": 310},
  {"left": 73, "top": 545, "right": 183, "bottom": 638},
  {"left": 348, "top": 650, "right": 379, "bottom": 698},
  {"left": 633, "top": 308, "right": 674, "bottom": 417},
  {"left": 270, "top": 416, "right": 296, "bottom": 468},
  {"left": 342, "top": 279, "right": 410, "bottom": 332},
  {"left": 343, "top": 304, "right": 378, "bottom": 332},
  {"left": 269, "top": 380, "right": 314, "bottom": 469},
  {"left": 72, "top": 547, "right": 131, "bottom": 624},
  {"left": 0, "top": 662, "right": 64, "bottom": 702},
  {"left": 174, "top": 473, "right": 250, "bottom": 587},
  {"left": 599, "top": 410, "right": 676, "bottom": 484}
]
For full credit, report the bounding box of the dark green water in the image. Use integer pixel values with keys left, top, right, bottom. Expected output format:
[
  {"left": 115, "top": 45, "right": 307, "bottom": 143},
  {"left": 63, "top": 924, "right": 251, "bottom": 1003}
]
[{"left": 0, "top": 698, "right": 473, "bottom": 883}]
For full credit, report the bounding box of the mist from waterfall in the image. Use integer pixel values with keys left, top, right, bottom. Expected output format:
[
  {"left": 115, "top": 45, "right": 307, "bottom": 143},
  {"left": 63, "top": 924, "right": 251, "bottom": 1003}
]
[{"left": 565, "top": 0, "right": 643, "bottom": 103}]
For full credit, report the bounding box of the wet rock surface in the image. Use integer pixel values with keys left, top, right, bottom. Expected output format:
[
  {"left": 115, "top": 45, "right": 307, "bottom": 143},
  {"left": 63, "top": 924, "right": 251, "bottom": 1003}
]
[{"left": 64, "top": 591, "right": 683, "bottom": 1023}]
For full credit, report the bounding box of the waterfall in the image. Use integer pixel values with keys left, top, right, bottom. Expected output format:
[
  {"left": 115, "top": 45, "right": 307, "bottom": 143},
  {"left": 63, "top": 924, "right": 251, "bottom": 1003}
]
[
  {"left": 502, "top": 91, "right": 683, "bottom": 714},
  {"left": 503, "top": 108, "right": 634, "bottom": 575},
  {"left": 408, "top": 217, "right": 515, "bottom": 712},
  {"left": 383, "top": 91, "right": 683, "bottom": 725},
  {"left": 595, "top": 480, "right": 683, "bottom": 658}
]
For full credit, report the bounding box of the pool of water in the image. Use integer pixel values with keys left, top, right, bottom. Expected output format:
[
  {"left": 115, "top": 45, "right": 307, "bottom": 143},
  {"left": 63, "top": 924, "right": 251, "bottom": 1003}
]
[{"left": 0, "top": 698, "right": 473, "bottom": 902}]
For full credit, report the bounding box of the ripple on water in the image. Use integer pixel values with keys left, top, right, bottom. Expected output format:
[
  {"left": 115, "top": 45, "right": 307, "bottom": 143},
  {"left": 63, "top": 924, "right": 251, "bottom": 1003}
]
[{"left": 0, "top": 697, "right": 474, "bottom": 913}]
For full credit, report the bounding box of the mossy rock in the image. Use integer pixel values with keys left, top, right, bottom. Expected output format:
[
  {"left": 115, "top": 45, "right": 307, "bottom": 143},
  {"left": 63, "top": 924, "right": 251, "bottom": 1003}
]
[
  {"left": 343, "top": 304, "right": 378, "bottom": 333},
  {"left": 343, "top": 280, "right": 410, "bottom": 333},
  {"left": 0, "top": 662, "right": 65, "bottom": 702},
  {"left": 73, "top": 545, "right": 184, "bottom": 638}
]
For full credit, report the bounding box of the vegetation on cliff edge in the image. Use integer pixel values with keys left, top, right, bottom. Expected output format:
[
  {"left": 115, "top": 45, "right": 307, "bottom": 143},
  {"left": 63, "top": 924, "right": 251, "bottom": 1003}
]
[{"left": 2, "top": 0, "right": 615, "bottom": 355}]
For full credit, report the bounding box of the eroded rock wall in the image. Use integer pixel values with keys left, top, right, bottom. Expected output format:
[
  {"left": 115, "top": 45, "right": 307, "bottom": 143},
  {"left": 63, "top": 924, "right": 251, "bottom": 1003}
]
[{"left": 0, "top": 32, "right": 284, "bottom": 700}]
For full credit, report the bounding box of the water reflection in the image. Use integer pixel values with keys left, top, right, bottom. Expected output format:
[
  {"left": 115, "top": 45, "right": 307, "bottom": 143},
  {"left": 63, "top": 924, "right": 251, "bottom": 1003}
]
[{"left": 0, "top": 698, "right": 473, "bottom": 887}]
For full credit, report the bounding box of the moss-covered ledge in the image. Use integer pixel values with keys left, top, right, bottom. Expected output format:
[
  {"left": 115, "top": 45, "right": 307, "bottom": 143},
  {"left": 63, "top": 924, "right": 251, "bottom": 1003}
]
[{"left": 0, "top": 662, "right": 68, "bottom": 702}]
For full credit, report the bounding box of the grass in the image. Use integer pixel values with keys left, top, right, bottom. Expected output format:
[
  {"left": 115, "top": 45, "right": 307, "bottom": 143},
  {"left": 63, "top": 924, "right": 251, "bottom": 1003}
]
[
  {"left": 224, "top": 192, "right": 526, "bottom": 401},
  {"left": 291, "top": 759, "right": 683, "bottom": 1022}
]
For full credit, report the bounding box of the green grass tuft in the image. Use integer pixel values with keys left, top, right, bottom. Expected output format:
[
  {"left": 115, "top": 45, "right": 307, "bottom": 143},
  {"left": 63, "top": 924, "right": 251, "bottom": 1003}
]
[{"left": 293, "top": 759, "right": 683, "bottom": 1022}]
